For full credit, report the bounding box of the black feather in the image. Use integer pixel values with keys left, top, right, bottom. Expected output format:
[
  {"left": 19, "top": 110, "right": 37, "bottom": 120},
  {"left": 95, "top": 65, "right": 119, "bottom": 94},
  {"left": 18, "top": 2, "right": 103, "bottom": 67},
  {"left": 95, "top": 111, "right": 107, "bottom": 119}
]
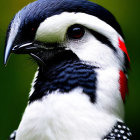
[
  {"left": 103, "top": 121, "right": 132, "bottom": 140},
  {"left": 8, "top": 130, "right": 16, "bottom": 140},
  {"left": 29, "top": 51, "right": 98, "bottom": 103},
  {"left": 6, "top": 0, "right": 124, "bottom": 47}
]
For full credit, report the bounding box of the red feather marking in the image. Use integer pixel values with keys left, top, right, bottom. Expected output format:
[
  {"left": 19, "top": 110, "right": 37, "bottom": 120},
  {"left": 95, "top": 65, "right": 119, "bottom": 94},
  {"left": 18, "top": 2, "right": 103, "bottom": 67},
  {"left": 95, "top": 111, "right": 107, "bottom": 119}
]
[
  {"left": 119, "top": 70, "right": 128, "bottom": 102},
  {"left": 118, "top": 38, "right": 130, "bottom": 62}
]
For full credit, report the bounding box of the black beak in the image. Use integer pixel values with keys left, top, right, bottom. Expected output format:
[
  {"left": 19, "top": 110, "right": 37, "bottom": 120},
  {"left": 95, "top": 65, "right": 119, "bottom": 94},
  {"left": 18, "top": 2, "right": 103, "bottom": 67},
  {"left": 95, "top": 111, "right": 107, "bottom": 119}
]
[
  {"left": 4, "top": 42, "right": 35, "bottom": 65},
  {"left": 4, "top": 42, "right": 66, "bottom": 67}
]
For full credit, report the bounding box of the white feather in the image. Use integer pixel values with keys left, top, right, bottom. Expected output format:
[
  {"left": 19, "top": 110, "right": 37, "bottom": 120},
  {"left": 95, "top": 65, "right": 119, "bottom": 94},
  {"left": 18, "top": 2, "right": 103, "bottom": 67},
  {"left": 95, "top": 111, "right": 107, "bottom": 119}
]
[
  {"left": 29, "top": 70, "right": 39, "bottom": 97},
  {"left": 36, "top": 12, "right": 122, "bottom": 45},
  {"left": 15, "top": 12, "right": 125, "bottom": 140},
  {"left": 16, "top": 88, "right": 122, "bottom": 140},
  {"left": 36, "top": 12, "right": 124, "bottom": 70}
]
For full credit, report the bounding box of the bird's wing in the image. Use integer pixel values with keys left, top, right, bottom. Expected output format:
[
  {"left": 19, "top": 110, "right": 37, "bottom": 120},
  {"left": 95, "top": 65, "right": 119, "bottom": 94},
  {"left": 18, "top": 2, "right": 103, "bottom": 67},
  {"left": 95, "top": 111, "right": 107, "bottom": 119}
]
[
  {"left": 103, "top": 121, "right": 132, "bottom": 140},
  {"left": 8, "top": 130, "right": 16, "bottom": 140}
]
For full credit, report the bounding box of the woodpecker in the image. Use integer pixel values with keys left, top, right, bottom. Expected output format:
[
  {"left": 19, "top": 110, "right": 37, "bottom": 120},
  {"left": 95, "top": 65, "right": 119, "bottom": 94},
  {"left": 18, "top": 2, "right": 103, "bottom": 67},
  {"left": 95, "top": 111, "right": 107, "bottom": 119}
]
[{"left": 5, "top": 0, "right": 132, "bottom": 139}]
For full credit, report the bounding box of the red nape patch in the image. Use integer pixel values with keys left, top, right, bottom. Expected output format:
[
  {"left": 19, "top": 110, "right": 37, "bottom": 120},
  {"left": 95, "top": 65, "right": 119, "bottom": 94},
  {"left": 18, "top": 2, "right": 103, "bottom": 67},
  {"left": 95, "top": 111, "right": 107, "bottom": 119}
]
[
  {"left": 118, "top": 38, "right": 130, "bottom": 62},
  {"left": 119, "top": 70, "right": 128, "bottom": 102}
]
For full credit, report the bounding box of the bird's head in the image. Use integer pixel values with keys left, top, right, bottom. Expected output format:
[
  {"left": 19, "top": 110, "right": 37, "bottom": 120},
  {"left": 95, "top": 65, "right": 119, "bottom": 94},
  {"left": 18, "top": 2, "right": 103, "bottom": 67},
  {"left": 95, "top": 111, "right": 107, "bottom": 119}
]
[
  {"left": 4, "top": 0, "right": 130, "bottom": 112},
  {"left": 4, "top": 0, "right": 129, "bottom": 70}
]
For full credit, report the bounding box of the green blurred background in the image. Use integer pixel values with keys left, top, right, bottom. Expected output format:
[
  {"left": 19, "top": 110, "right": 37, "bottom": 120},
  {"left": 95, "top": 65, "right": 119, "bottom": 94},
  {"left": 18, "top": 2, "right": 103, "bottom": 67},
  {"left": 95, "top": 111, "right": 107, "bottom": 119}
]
[{"left": 0, "top": 0, "right": 140, "bottom": 139}]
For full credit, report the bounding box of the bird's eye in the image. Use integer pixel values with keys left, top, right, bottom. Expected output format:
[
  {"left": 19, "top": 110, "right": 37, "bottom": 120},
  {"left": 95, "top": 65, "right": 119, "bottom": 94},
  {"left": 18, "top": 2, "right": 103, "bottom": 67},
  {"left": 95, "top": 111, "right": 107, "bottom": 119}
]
[
  {"left": 67, "top": 24, "right": 85, "bottom": 39},
  {"left": 30, "top": 27, "right": 36, "bottom": 34},
  {"left": 31, "top": 28, "right": 35, "bottom": 32}
]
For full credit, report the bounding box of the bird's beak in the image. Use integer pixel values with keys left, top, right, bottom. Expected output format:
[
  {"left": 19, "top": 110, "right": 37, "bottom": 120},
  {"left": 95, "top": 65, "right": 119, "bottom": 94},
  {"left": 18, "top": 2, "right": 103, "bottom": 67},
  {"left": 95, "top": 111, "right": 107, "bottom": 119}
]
[
  {"left": 4, "top": 42, "right": 35, "bottom": 65},
  {"left": 4, "top": 41, "right": 66, "bottom": 66},
  {"left": 12, "top": 42, "right": 39, "bottom": 54}
]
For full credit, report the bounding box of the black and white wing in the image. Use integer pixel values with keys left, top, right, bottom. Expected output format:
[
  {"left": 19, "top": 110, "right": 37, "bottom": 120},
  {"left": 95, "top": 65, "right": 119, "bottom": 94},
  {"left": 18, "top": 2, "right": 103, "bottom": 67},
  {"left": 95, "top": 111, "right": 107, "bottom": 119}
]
[
  {"left": 103, "top": 122, "right": 132, "bottom": 140},
  {"left": 9, "top": 130, "right": 16, "bottom": 140}
]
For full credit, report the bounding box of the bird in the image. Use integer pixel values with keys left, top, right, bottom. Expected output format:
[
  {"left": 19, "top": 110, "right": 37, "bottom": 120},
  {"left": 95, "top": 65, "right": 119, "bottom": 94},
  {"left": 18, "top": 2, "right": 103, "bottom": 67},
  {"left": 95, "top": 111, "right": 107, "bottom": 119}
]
[{"left": 4, "top": 0, "right": 132, "bottom": 139}]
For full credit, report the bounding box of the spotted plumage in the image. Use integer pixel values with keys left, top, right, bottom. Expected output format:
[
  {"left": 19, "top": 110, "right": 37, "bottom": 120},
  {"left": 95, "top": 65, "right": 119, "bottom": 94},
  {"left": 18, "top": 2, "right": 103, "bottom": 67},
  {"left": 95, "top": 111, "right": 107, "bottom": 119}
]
[
  {"left": 104, "top": 122, "right": 132, "bottom": 140},
  {"left": 9, "top": 122, "right": 132, "bottom": 140}
]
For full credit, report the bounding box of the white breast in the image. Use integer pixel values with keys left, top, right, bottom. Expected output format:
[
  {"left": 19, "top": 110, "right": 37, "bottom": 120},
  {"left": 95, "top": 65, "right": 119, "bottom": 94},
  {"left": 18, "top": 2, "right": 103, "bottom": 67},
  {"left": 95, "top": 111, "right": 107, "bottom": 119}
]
[{"left": 15, "top": 88, "right": 122, "bottom": 140}]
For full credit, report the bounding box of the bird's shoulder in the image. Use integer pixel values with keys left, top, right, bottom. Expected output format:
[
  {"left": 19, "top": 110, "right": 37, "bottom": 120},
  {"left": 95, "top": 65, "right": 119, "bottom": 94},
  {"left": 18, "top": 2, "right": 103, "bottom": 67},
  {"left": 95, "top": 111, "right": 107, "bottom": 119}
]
[
  {"left": 103, "top": 121, "right": 132, "bottom": 140},
  {"left": 8, "top": 130, "right": 16, "bottom": 140}
]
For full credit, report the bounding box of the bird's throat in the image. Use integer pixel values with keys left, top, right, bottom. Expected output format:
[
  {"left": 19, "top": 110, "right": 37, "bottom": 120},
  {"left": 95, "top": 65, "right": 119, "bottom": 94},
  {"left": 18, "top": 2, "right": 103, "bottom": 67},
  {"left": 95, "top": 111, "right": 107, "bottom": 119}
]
[{"left": 29, "top": 55, "right": 98, "bottom": 104}]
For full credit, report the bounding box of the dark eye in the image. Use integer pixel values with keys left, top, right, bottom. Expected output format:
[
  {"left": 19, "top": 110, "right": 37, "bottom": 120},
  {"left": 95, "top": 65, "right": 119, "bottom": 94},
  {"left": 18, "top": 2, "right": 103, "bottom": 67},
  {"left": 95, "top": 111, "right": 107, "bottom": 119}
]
[
  {"left": 30, "top": 27, "right": 36, "bottom": 35},
  {"left": 67, "top": 24, "right": 85, "bottom": 39},
  {"left": 31, "top": 27, "right": 36, "bottom": 32}
]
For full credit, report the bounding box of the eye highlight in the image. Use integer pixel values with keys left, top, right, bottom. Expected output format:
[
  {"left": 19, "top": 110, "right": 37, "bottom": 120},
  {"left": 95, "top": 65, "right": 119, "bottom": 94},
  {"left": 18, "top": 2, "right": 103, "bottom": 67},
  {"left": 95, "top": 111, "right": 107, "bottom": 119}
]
[{"left": 67, "top": 24, "right": 85, "bottom": 39}]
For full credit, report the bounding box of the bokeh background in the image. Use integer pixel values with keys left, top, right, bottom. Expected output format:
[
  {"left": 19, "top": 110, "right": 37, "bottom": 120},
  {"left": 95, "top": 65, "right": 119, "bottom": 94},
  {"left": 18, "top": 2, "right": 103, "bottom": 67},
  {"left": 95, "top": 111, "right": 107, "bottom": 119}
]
[{"left": 0, "top": 0, "right": 140, "bottom": 139}]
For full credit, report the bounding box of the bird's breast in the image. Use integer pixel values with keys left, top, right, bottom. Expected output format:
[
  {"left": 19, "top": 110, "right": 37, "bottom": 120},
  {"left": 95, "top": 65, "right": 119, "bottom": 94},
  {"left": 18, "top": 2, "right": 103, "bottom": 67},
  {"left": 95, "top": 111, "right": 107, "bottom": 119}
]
[{"left": 16, "top": 90, "right": 118, "bottom": 140}]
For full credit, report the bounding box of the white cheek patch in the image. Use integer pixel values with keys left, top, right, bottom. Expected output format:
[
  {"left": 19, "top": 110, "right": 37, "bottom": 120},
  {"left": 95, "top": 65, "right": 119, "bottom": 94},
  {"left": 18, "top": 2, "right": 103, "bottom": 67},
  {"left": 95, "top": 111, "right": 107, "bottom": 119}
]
[
  {"left": 66, "top": 30, "right": 121, "bottom": 69},
  {"left": 36, "top": 12, "right": 125, "bottom": 70},
  {"left": 36, "top": 12, "right": 121, "bottom": 45}
]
